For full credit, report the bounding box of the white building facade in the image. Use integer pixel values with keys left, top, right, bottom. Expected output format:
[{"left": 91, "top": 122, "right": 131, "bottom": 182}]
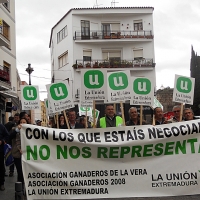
[
  {"left": 0, "top": 0, "right": 19, "bottom": 123},
  {"left": 49, "top": 7, "right": 156, "bottom": 113}
]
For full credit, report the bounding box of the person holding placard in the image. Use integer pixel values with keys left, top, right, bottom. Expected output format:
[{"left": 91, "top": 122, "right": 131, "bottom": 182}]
[
  {"left": 97, "top": 104, "right": 123, "bottom": 128},
  {"left": 9, "top": 118, "right": 28, "bottom": 191},
  {"left": 67, "top": 110, "right": 84, "bottom": 129},
  {"left": 167, "top": 105, "right": 182, "bottom": 123},
  {"left": 57, "top": 114, "right": 68, "bottom": 129},
  {"left": 126, "top": 107, "right": 147, "bottom": 126},
  {"left": 183, "top": 108, "right": 199, "bottom": 121},
  {"left": 79, "top": 115, "right": 92, "bottom": 128},
  {"left": 154, "top": 107, "right": 170, "bottom": 125}
]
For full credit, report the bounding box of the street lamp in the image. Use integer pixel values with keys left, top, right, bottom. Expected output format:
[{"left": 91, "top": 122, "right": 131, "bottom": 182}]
[{"left": 25, "top": 63, "right": 34, "bottom": 85}]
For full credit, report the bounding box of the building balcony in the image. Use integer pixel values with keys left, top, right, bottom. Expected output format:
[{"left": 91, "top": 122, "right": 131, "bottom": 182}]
[
  {"left": 72, "top": 58, "right": 155, "bottom": 70},
  {"left": 0, "top": 67, "right": 10, "bottom": 85},
  {"left": 74, "top": 30, "right": 153, "bottom": 41},
  {"left": 0, "top": 79, "right": 11, "bottom": 91}
]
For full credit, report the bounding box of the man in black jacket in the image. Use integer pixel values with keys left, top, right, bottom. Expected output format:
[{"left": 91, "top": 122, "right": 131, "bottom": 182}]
[
  {"left": 68, "top": 110, "right": 83, "bottom": 129},
  {"left": 0, "top": 123, "right": 9, "bottom": 191}
]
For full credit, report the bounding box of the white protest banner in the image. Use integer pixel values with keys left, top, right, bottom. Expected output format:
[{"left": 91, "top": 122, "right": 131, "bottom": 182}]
[
  {"left": 80, "top": 100, "right": 93, "bottom": 108},
  {"left": 80, "top": 69, "right": 107, "bottom": 101},
  {"left": 44, "top": 98, "right": 54, "bottom": 116},
  {"left": 107, "top": 70, "right": 131, "bottom": 102},
  {"left": 88, "top": 108, "right": 100, "bottom": 124},
  {"left": 131, "top": 77, "right": 154, "bottom": 106},
  {"left": 46, "top": 81, "right": 74, "bottom": 113},
  {"left": 21, "top": 120, "right": 200, "bottom": 200},
  {"left": 20, "top": 85, "right": 41, "bottom": 110},
  {"left": 153, "top": 97, "right": 163, "bottom": 110},
  {"left": 173, "top": 74, "right": 195, "bottom": 105},
  {"left": 78, "top": 106, "right": 92, "bottom": 117}
]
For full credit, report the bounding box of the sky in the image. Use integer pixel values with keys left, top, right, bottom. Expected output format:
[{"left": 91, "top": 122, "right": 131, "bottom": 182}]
[{"left": 15, "top": 0, "right": 200, "bottom": 100}]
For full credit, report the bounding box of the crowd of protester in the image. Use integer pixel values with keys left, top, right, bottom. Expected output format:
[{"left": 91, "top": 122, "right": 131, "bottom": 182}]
[{"left": 0, "top": 105, "right": 199, "bottom": 192}]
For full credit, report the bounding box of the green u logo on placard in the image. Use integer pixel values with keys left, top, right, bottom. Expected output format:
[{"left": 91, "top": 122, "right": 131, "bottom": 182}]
[
  {"left": 84, "top": 70, "right": 104, "bottom": 89},
  {"left": 50, "top": 83, "right": 68, "bottom": 100},
  {"left": 23, "top": 86, "right": 37, "bottom": 100},
  {"left": 80, "top": 107, "right": 90, "bottom": 111},
  {"left": 176, "top": 77, "right": 192, "bottom": 93},
  {"left": 134, "top": 78, "right": 151, "bottom": 95},
  {"left": 108, "top": 72, "right": 128, "bottom": 90}
]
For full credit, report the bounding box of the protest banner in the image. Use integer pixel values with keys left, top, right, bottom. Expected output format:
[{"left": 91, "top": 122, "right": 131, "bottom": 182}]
[
  {"left": 46, "top": 81, "right": 74, "bottom": 113},
  {"left": 173, "top": 74, "right": 195, "bottom": 105},
  {"left": 21, "top": 120, "right": 200, "bottom": 200},
  {"left": 88, "top": 108, "right": 100, "bottom": 126},
  {"left": 131, "top": 77, "right": 154, "bottom": 107},
  {"left": 107, "top": 70, "right": 131, "bottom": 102},
  {"left": 80, "top": 69, "right": 107, "bottom": 101},
  {"left": 44, "top": 98, "right": 54, "bottom": 117},
  {"left": 20, "top": 85, "right": 41, "bottom": 110},
  {"left": 78, "top": 106, "right": 92, "bottom": 117},
  {"left": 80, "top": 100, "right": 93, "bottom": 108}
]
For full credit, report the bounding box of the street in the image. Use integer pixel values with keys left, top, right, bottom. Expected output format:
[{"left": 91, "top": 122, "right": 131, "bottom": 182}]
[{"left": 1, "top": 167, "right": 200, "bottom": 200}]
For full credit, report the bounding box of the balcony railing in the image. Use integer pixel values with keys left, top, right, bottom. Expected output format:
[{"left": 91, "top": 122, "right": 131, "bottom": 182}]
[
  {"left": 0, "top": 67, "right": 10, "bottom": 83},
  {"left": 74, "top": 30, "right": 153, "bottom": 40},
  {"left": 72, "top": 58, "right": 155, "bottom": 69}
]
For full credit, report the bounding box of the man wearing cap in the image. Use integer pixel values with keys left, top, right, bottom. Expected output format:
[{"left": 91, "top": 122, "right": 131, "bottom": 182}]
[{"left": 36, "top": 120, "right": 42, "bottom": 126}]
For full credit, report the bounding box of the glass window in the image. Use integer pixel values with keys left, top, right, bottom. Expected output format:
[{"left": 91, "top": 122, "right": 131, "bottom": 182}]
[
  {"left": 3, "top": 0, "right": 10, "bottom": 11},
  {"left": 58, "top": 52, "right": 68, "bottom": 68},
  {"left": 57, "top": 25, "right": 67, "bottom": 43},
  {"left": 134, "top": 20, "right": 143, "bottom": 31}
]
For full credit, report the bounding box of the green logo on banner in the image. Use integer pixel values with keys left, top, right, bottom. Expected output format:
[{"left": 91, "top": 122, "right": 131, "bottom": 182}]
[
  {"left": 50, "top": 83, "right": 68, "bottom": 100},
  {"left": 84, "top": 70, "right": 104, "bottom": 89},
  {"left": 45, "top": 100, "right": 48, "bottom": 108},
  {"left": 23, "top": 86, "right": 37, "bottom": 100},
  {"left": 108, "top": 72, "right": 128, "bottom": 90},
  {"left": 176, "top": 77, "right": 192, "bottom": 93},
  {"left": 134, "top": 78, "right": 151, "bottom": 95},
  {"left": 80, "top": 107, "right": 90, "bottom": 111},
  {"left": 92, "top": 109, "right": 99, "bottom": 118}
]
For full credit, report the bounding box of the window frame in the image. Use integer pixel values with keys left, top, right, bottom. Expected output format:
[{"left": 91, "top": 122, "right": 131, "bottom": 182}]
[
  {"left": 57, "top": 25, "right": 68, "bottom": 43},
  {"left": 58, "top": 51, "right": 68, "bottom": 68},
  {"left": 3, "top": 0, "right": 10, "bottom": 11}
]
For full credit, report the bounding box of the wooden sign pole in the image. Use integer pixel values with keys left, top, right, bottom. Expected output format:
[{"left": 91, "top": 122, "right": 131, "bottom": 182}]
[{"left": 120, "top": 101, "right": 125, "bottom": 126}]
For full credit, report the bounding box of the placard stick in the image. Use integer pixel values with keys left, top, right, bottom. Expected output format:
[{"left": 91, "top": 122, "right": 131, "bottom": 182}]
[
  {"left": 54, "top": 115, "right": 56, "bottom": 124},
  {"left": 140, "top": 105, "right": 143, "bottom": 125},
  {"left": 114, "top": 103, "right": 116, "bottom": 113},
  {"left": 63, "top": 110, "right": 70, "bottom": 129},
  {"left": 85, "top": 106, "right": 88, "bottom": 129},
  {"left": 150, "top": 106, "right": 155, "bottom": 125},
  {"left": 120, "top": 101, "right": 126, "bottom": 126},
  {"left": 46, "top": 116, "right": 49, "bottom": 127},
  {"left": 152, "top": 114, "right": 155, "bottom": 125},
  {"left": 180, "top": 103, "right": 184, "bottom": 121},
  {"left": 93, "top": 100, "right": 96, "bottom": 128},
  {"left": 56, "top": 113, "right": 59, "bottom": 128}
]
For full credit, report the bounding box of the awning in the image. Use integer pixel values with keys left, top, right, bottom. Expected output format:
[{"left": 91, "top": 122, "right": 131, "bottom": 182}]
[
  {"left": 0, "top": 80, "right": 11, "bottom": 90},
  {"left": 0, "top": 91, "right": 18, "bottom": 98}
]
